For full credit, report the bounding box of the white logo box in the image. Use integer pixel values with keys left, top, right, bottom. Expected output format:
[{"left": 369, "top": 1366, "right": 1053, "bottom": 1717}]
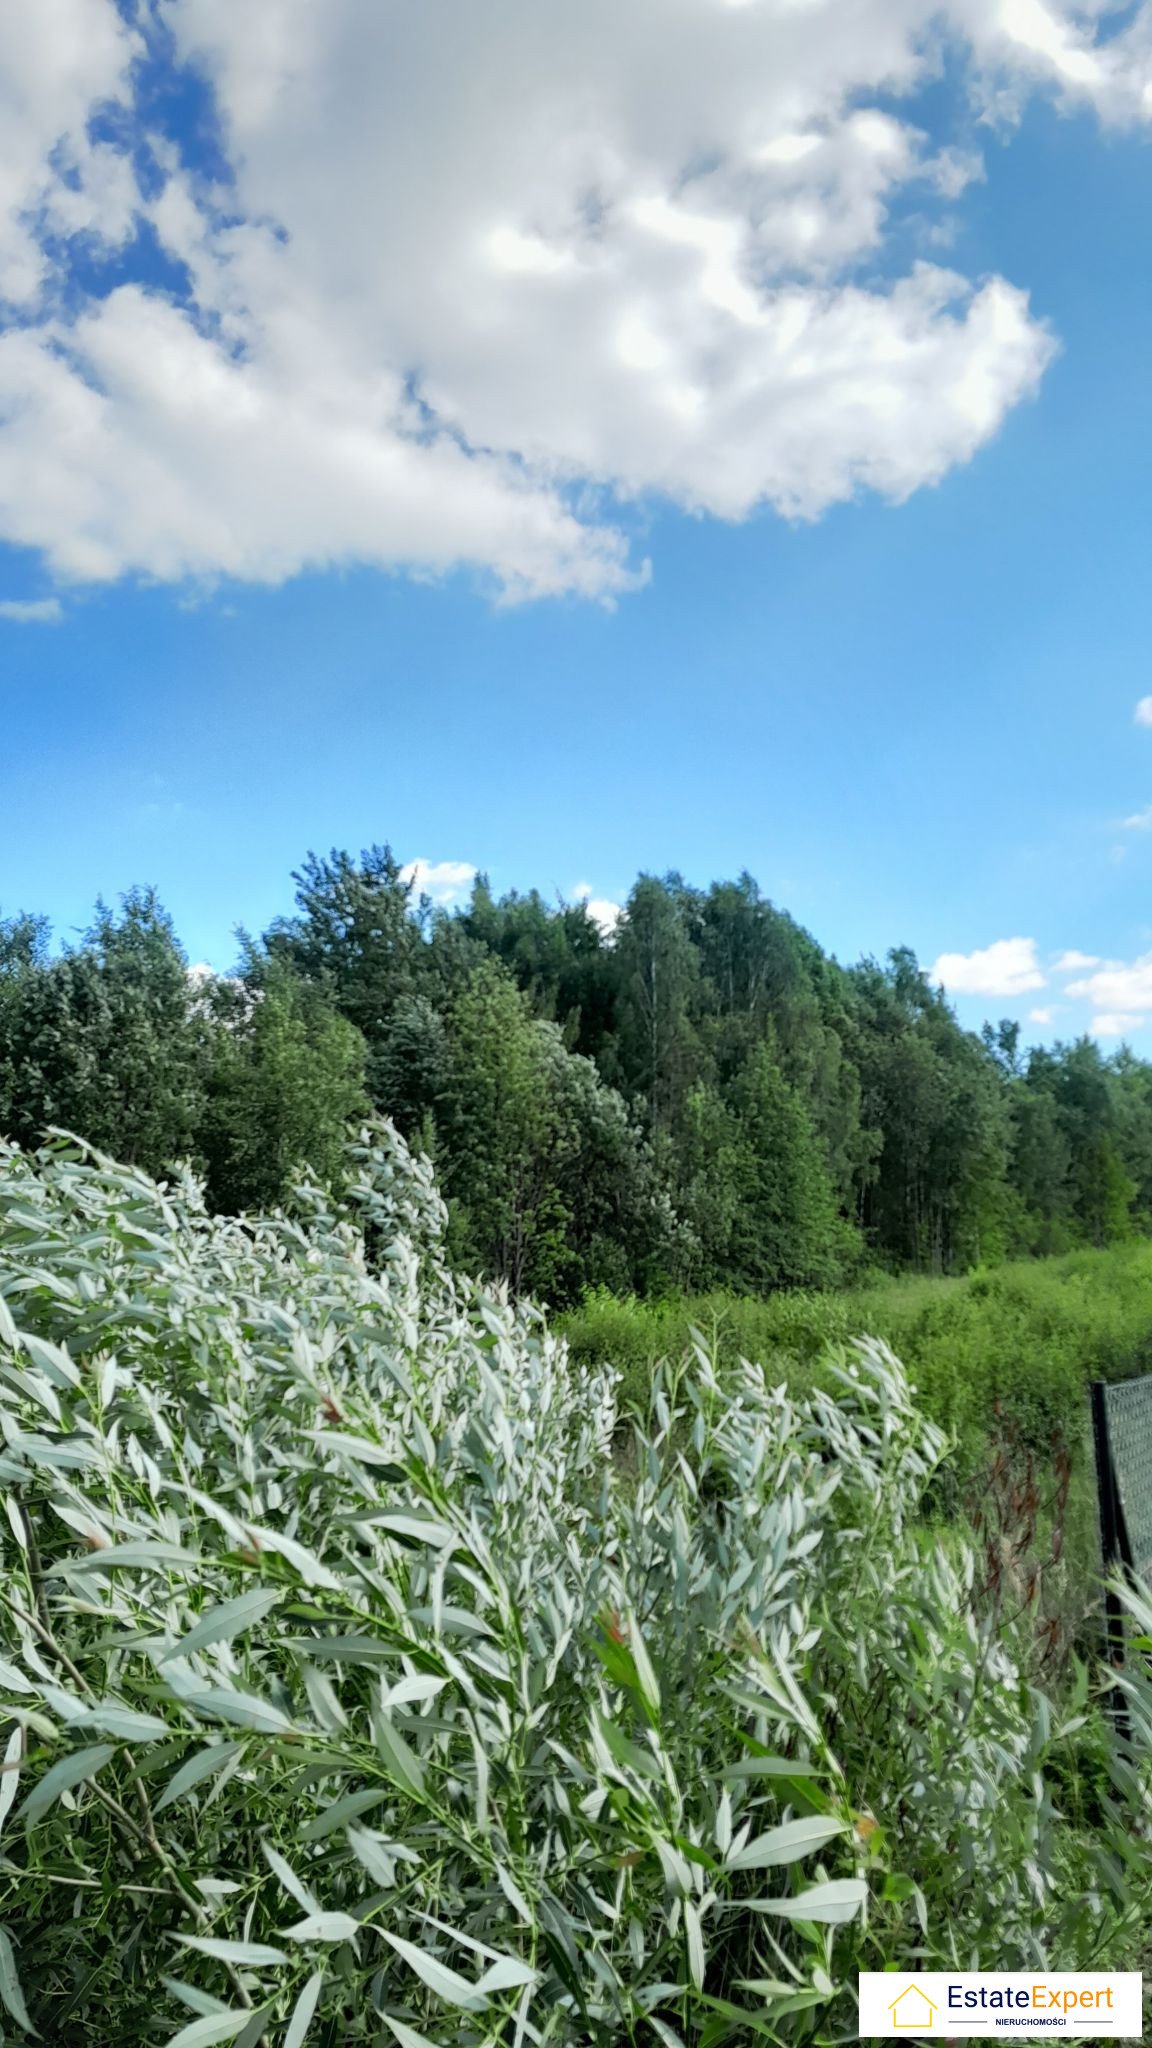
[{"left": 858, "top": 1972, "right": 1143, "bottom": 2039}]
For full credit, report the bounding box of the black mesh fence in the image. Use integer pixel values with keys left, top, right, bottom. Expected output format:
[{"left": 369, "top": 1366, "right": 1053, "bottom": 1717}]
[
  {"left": 1090, "top": 1376, "right": 1152, "bottom": 1731},
  {"left": 1092, "top": 1374, "right": 1152, "bottom": 1585},
  {"left": 1098, "top": 1376, "right": 1152, "bottom": 1584}
]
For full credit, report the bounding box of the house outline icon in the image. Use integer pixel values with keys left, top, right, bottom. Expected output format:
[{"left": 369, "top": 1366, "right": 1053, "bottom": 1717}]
[{"left": 888, "top": 1983, "right": 938, "bottom": 2029}]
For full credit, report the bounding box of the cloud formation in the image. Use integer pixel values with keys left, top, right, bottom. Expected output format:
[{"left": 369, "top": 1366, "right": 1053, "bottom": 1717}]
[
  {"left": 1066, "top": 955, "right": 1152, "bottom": 1021},
  {"left": 930, "top": 936, "right": 1046, "bottom": 997},
  {"left": 2, "top": 0, "right": 1151, "bottom": 598},
  {"left": 0, "top": 598, "right": 62, "bottom": 624},
  {"left": 1091, "top": 1013, "right": 1142, "bottom": 1039},
  {"left": 574, "top": 884, "right": 624, "bottom": 937},
  {"left": 400, "top": 859, "right": 478, "bottom": 907},
  {"left": 1135, "top": 698, "right": 1152, "bottom": 728}
]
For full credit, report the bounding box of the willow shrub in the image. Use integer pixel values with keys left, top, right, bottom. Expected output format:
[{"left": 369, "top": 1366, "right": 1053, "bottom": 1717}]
[{"left": 0, "top": 1127, "right": 1147, "bottom": 2047}]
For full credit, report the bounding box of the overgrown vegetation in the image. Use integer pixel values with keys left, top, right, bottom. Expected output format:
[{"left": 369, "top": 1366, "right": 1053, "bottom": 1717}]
[
  {"left": 561, "top": 1239, "right": 1152, "bottom": 1465},
  {"left": 0, "top": 1125, "right": 1150, "bottom": 2046},
  {"left": 4, "top": 851, "right": 1152, "bottom": 1304}
]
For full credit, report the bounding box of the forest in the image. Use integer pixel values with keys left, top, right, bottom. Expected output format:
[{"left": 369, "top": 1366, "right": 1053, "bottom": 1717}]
[{"left": 0, "top": 845, "right": 1147, "bottom": 1306}]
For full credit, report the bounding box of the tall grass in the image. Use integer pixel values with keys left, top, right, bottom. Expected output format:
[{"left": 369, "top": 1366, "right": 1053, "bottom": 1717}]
[{"left": 560, "top": 1241, "right": 1152, "bottom": 1469}]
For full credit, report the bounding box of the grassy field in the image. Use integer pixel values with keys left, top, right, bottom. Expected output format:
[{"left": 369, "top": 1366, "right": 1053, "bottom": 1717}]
[
  {"left": 560, "top": 1240, "right": 1152, "bottom": 1451},
  {"left": 560, "top": 1241, "right": 1152, "bottom": 1644}
]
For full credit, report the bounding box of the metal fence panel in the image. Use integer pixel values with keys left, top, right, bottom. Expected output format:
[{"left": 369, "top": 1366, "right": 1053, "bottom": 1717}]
[{"left": 1098, "top": 1375, "right": 1152, "bottom": 1583}]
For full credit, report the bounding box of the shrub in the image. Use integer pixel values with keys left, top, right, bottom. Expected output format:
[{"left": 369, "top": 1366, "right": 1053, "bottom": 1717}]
[{"left": 0, "top": 1127, "right": 1147, "bottom": 2045}]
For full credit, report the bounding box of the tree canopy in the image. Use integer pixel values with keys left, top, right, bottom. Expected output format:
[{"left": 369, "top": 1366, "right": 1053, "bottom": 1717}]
[{"left": 2, "top": 848, "right": 1151, "bottom": 1301}]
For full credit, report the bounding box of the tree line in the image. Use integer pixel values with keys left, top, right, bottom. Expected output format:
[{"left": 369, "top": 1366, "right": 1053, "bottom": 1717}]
[{"left": 0, "top": 848, "right": 1146, "bottom": 1302}]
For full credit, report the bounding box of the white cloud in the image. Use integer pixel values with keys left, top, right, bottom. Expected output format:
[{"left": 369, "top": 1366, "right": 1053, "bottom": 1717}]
[
  {"left": 573, "top": 882, "right": 624, "bottom": 937},
  {"left": 930, "top": 936, "right": 1045, "bottom": 997},
  {"left": 0, "top": 1, "right": 1149, "bottom": 596},
  {"left": 1135, "top": 697, "right": 1152, "bottom": 727},
  {"left": 2, "top": 0, "right": 1139, "bottom": 598},
  {"left": 1067, "top": 954, "right": 1152, "bottom": 1016},
  {"left": 1091, "top": 1012, "right": 1143, "bottom": 1039},
  {"left": 400, "top": 858, "right": 478, "bottom": 907},
  {"left": 0, "top": 597, "right": 61, "bottom": 623},
  {"left": 1028, "top": 1006, "right": 1055, "bottom": 1025},
  {"left": 1052, "top": 949, "right": 1100, "bottom": 972},
  {"left": 587, "top": 900, "right": 624, "bottom": 938},
  {"left": 1123, "top": 806, "right": 1152, "bottom": 831}
]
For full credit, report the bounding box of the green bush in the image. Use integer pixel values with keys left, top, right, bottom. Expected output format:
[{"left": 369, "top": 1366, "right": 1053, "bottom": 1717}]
[
  {"left": 563, "top": 1244, "right": 1152, "bottom": 1471},
  {"left": 0, "top": 1129, "right": 1148, "bottom": 2045}
]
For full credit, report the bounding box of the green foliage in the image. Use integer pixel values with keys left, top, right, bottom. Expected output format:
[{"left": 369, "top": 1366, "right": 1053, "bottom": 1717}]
[
  {"left": 0, "top": 891, "right": 209, "bottom": 1177},
  {"left": 564, "top": 1241, "right": 1152, "bottom": 1449},
  {"left": 199, "top": 959, "right": 371, "bottom": 1214},
  {"left": 433, "top": 962, "right": 678, "bottom": 1302},
  {"left": 8, "top": 849, "right": 1152, "bottom": 1298},
  {"left": 0, "top": 1127, "right": 1147, "bottom": 2045}
]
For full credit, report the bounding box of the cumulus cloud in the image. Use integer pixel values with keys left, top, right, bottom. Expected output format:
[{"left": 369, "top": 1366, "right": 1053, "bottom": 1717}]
[
  {"left": 1052, "top": 949, "right": 1100, "bottom": 971},
  {"left": 0, "top": 598, "right": 62, "bottom": 623},
  {"left": 0, "top": 0, "right": 1150, "bottom": 597},
  {"left": 1028, "top": 1006, "right": 1055, "bottom": 1025},
  {"left": 930, "top": 936, "right": 1045, "bottom": 997},
  {"left": 1066, "top": 954, "right": 1152, "bottom": 1017},
  {"left": 1135, "top": 698, "right": 1152, "bottom": 727},
  {"left": 573, "top": 884, "right": 624, "bottom": 938},
  {"left": 1123, "top": 806, "right": 1152, "bottom": 831},
  {"left": 1091, "top": 1012, "right": 1143, "bottom": 1039},
  {"left": 400, "top": 858, "right": 478, "bottom": 907}
]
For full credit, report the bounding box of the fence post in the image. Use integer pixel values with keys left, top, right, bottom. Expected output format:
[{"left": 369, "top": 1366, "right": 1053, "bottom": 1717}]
[{"left": 1089, "top": 1379, "right": 1129, "bottom": 1740}]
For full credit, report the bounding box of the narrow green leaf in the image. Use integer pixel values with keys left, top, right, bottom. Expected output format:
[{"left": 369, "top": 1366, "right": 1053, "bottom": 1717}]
[
  {"left": 374, "top": 1714, "right": 425, "bottom": 1799},
  {"left": 313, "top": 1431, "right": 410, "bottom": 1469},
  {"left": 475, "top": 1955, "right": 538, "bottom": 1995},
  {"left": 378, "top": 1931, "right": 484, "bottom": 2011},
  {"left": 0, "top": 1926, "right": 36, "bottom": 2035},
  {"left": 493, "top": 1861, "right": 531, "bottom": 1924},
  {"left": 174, "top": 1937, "right": 289, "bottom": 1967},
  {"left": 240, "top": 1527, "right": 341, "bottom": 1592},
  {"left": 284, "top": 1972, "right": 324, "bottom": 2048},
  {"left": 166, "top": 1590, "right": 282, "bottom": 1662},
  {"left": 301, "top": 1788, "right": 388, "bottom": 1841},
  {"left": 372, "top": 1513, "right": 455, "bottom": 1547},
  {"left": 747, "top": 1878, "right": 867, "bottom": 1925},
  {"left": 261, "top": 1839, "right": 320, "bottom": 1916},
  {"left": 629, "top": 1616, "right": 661, "bottom": 1721},
  {"left": 725, "top": 1817, "right": 848, "bottom": 1871},
  {"left": 50, "top": 1542, "right": 198, "bottom": 1576},
  {"left": 381, "top": 2020, "right": 439, "bottom": 2048},
  {"left": 0, "top": 1726, "right": 23, "bottom": 1838},
  {"left": 683, "top": 1900, "right": 705, "bottom": 1994},
  {"left": 18, "top": 1744, "right": 117, "bottom": 1825},
  {"left": 282, "top": 1914, "right": 361, "bottom": 1945},
  {"left": 68, "top": 1707, "right": 171, "bottom": 1743},
  {"left": 165, "top": 2014, "right": 257, "bottom": 2048},
  {"left": 184, "top": 1689, "right": 294, "bottom": 1735},
  {"left": 594, "top": 1710, "right": 660, "bottom": 1781},
  {"left": 345, "top": 1826, "right": 396, "bottom": 1888},
  {"left": 160, "top": 1977, "right": 229, "bottom": 2019},
  {"left": 155, "top": 1744, "right": 243, "bottom": 1814},
  {"left": 19, "top": 1332, "right": 80, "bottom": 1389},
  {"left": 380, "top": 1675, "right": 446, "bottom": 1709},
  {"left": 721, "top": 1757, "right": 825, "bottom": 1781}
]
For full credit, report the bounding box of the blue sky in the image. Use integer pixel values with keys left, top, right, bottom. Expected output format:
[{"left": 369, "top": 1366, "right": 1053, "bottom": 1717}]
[{"left": 3, "top": 2, "right": 1152, "bottom": 1044}]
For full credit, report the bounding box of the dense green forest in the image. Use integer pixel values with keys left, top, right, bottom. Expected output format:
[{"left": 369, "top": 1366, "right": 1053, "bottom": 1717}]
[{"left": 1, "top": 847, "right": 1148, "bottom": 1304}]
